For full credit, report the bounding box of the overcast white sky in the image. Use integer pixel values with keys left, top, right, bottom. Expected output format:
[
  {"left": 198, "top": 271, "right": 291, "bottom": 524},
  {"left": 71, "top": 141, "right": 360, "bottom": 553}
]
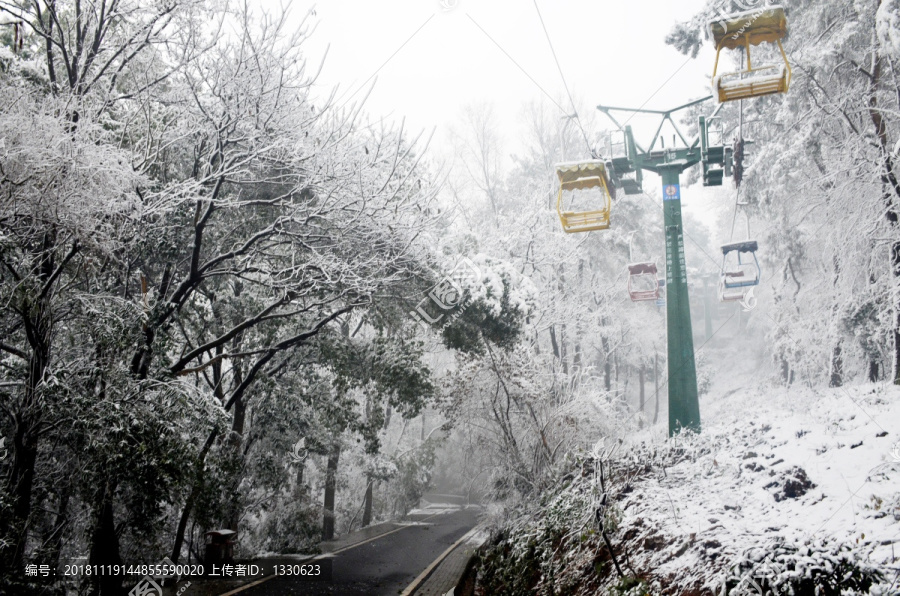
[
  {"left": 299, "top": 0, "right": 731, "bottom": 230},
  {"left": 302, "top": 0, "right": 714, "bottom": 148}
]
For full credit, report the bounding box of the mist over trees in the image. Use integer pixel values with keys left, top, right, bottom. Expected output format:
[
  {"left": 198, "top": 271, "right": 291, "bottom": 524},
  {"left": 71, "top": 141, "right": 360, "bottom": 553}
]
[{"left": 1, "top": 0, "right": 899, "bottom": 594}]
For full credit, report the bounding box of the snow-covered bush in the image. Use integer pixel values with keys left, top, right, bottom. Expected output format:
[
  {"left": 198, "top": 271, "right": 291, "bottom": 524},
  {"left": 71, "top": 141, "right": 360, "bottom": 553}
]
[{"left": 720, "top": 539, "right": 884, "bottom": 595}]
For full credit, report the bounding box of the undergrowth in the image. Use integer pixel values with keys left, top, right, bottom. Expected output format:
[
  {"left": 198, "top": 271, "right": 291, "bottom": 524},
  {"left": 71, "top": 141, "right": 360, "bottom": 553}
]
[{"left": 474, "top": 434, "right": 887, "bottom": 595}]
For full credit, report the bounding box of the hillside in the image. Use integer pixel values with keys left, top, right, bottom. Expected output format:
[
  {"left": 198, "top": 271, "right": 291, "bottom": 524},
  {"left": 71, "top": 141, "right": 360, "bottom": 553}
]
[{"left": 474, "top": 359, "right": 900, "bottom": 594}]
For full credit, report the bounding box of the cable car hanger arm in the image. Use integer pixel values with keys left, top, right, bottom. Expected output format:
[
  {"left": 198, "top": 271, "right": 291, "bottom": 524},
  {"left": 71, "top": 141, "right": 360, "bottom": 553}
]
[{"left": 597, "top": 96, "right": 717, "bottom": 153}]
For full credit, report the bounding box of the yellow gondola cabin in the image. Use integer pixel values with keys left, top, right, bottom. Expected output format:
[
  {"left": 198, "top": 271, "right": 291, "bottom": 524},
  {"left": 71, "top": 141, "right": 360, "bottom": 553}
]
[
  {"left": 554, "top": 160, "right": 614, "bottom": 233},
  {"left": 709, "top": 6, "right": 791, "bottom": 103}
]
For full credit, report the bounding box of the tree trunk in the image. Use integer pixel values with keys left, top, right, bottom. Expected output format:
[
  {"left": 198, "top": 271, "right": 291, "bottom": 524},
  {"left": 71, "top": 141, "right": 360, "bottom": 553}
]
[
  {"left": 560, "top": 324, "right": 568, "bottom": 375},
  {"left": 638, "top": 365, "right": 646, "bottom": 428},
  {"left": 40, "top": 485, "right": 70, "bottom": 573},
  {"left": 224, "top": 385, "right": 246, "bottom": 531},
  {"left": 87, "top": 480, "right": 122, "bottom": 596},
  {"left": 549, "top": 325, "right": 568, "bottom": 375},
  {"left": 322, "top": 443, "right": 341, "bottom": 540},
  {"left": 653, "top": 354, "right": 660, "bottom": 425},
  {"left": 361, "top": 475, "right": 373, "bottom": 528},
  {"left": 829, "top": 343, "right": 843, "bottom": 388},
  {"left": 868, "top": 358, "right": 880, "bottom": 383},
  {"left": 614, "top": 353, "right": 619, "bottom": 392},
  {"left": 4, "top": 245, "right": 56, "bottom": 569},
  {"left": 231, "top": 392, "right": 246, "bottom": 436},
  {"left": 602, "top": 335, "right": 612, "bottom": 393},
  {"left": 296, "top": 459, "right": 305, "bottom": 491},
  {"left": 5, "top": 427, "right": 38, "bottom": 569},
  {"left": 172, "top": 485, "right": 200, "bottom": 564},
  {"left": 864, "top": 45, "right": 900, "bottom": 384},
  {"left": 171, "top": 430, "right": 218, "bottom": 563},
  {"left": 781, "top": 357, "right": 792, "bottom": 386},
  {"left": 893, "top": 243, "right": 900, "bottom": 384},
  {"left": 223, "top": 291, "right": 247, "bottom": 530}
]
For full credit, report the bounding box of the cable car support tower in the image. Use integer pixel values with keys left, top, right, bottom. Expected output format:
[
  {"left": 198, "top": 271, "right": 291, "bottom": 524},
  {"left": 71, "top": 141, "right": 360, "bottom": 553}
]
[
  {"left": 552, "top": 6, "right": 789, "bottom": 436},
  {"left": 597, "top": 97, "right": 733, "bottom": 436}
]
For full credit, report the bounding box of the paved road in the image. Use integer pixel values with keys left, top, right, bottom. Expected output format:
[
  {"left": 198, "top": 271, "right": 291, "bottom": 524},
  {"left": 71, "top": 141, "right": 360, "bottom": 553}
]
[{"left": 236, "top": 505, "right": 479, "bottom": 596}]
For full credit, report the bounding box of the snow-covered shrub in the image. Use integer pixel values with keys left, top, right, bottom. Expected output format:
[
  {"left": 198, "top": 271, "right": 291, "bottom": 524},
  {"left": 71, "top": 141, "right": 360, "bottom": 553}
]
[
  {"left": 384, "top": 440, "right": 437, "bottom": 517},
  {"left": 696, "top": 351, "right": 712, "bottom": 397},
  {"left": 721, "top": 539, "right": 884, "bottom": 595},
  {"left": 475, "top": 451, "right": 615, "bottom": 596},
  {"left": 256, "top": 500, "right": 321, "bottom": 555}
]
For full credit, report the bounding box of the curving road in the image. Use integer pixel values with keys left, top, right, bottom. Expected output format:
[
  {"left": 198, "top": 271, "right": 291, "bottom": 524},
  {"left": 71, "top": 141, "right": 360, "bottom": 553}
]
[{"left": 233, "top": 499, "right": 479, "bottom": 596}]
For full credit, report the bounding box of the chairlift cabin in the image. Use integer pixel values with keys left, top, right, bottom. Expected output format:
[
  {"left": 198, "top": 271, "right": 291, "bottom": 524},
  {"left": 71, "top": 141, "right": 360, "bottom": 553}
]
[
  {"left": 709, "top": 6, "right": 791, "bottom": 103},
  {"left": 555, "top": 160, "right": 613, "bottom": 233},
  {"left": 719, "top": 240, "right": 760, "bottom": 302},
  {"left": 627, "top": 262, "right": 660, "bottom": 302}
]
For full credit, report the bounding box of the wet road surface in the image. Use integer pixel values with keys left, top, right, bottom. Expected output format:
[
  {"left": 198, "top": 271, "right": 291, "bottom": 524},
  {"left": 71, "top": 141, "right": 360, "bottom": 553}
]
[{"left": 235, "top": 504, "right": 479, "bottom": 596}]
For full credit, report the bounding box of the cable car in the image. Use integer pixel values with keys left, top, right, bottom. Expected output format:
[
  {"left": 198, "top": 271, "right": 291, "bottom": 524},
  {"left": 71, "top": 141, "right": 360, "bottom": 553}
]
[
  {"left": 627, "top": 262, "right": 660, "bottom": 302},
  {"left": 719, "top": 240, "right": 760, "bottom": 302},
  {"left": 709, "top": 6, "right": 791, "bottom": 103},
  {"left": 554, "top": 160, "right": 613, "bottom": 233}
]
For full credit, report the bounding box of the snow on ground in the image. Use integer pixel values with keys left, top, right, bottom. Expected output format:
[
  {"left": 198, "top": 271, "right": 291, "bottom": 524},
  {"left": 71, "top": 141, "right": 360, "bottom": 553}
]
[
  {"left": 612, "top": 331, "right": 900, "bottom": 593},
  {"left": 618, "top": 381, "right": 899, "bottom": 592},
  {"left": 474, "top": 316, "right": 900, "bottom": 593}
]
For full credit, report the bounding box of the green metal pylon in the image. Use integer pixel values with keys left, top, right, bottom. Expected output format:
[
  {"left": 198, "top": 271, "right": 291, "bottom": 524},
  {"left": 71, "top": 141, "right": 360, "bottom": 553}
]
[
  {"left": 660, "top": 168, "right": 700, "bottom": 435},
  {"left": 597, "top": 97, "right": 732, "bottom": 436}
]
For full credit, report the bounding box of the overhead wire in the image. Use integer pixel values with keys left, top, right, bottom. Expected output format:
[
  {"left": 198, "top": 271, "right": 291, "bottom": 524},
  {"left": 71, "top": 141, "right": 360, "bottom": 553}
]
[
  {"left": 729, "top": 187, "right": 741, "bottom": 240},
  {"left": 729, "top": 53, "right": 747, "bottom": 243},
  {"left": 531, "top": 0, "right": 595, "bottom": 158},
  {"left": 466, "top": 14, "right": 570, "bottom": 116},
  {"left": 621, "top": 56, "right": 694, "bottom": 130}
]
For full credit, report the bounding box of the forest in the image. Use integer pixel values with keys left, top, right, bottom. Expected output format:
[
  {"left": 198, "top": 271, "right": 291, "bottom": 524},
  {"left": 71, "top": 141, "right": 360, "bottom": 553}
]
[{"left": 0, "top": 0, "right": 898, "bottom": 594}]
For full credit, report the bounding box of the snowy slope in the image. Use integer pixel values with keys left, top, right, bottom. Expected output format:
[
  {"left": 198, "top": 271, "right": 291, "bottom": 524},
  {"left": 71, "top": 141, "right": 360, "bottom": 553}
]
[
  {"left": 617, "top": 380, "right": 900, "bottom": 593},
  {"left": 476, "top": 330, "right": 900, "bottom": 594}
]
